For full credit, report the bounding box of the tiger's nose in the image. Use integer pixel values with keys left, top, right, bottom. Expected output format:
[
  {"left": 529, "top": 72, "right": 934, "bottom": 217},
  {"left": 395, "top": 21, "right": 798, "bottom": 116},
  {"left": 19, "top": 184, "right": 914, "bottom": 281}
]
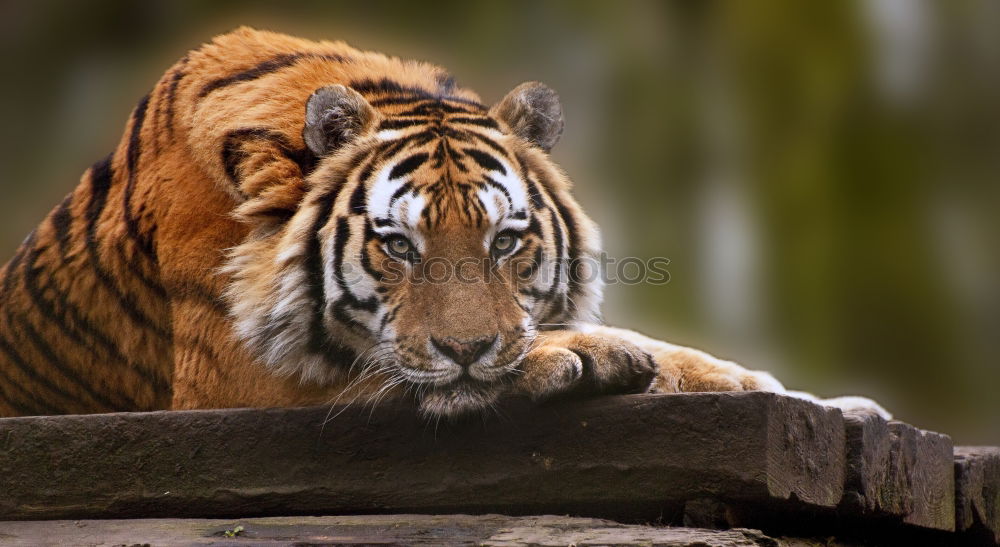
[{"left": 431, "top": 335, "right": 497, "bottom": 367}]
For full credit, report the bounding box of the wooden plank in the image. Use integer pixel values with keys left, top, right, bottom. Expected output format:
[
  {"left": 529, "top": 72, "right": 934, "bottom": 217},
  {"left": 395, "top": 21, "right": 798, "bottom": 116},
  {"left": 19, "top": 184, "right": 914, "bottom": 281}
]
[
  {"left": 839, "top": 411, "right": 955, "bottom": 531},
  {"left": 955, "top": 446, "right": 1000, "bottom": 544},
  {"left": 0, "top": 392, "right": 845, "bottom": 522}
]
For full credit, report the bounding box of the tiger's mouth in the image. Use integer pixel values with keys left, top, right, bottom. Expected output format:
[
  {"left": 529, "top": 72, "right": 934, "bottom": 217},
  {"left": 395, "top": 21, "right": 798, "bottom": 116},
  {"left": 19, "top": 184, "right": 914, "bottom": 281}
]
[
  {"left": 391, "top": 331, "right": 533, "bottom": 418},
  {"left": 415, "top": 377, "right": 506, "bottom": 418}
]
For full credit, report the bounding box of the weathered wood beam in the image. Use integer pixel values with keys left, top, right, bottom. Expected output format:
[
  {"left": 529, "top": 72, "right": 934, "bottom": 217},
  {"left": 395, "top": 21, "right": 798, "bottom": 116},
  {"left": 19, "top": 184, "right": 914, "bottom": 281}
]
[
  {"left": 839, "top": 410, "right": 955, "bottom": 531},
  {"left": 1, "top": 391, "right": 994, "bottom": 544},
  {"left": 954, "top": 446, "right": 1000, "bottom": 544},
  {"left": 0, "top": 393, "right": 844, "bottom": 522}
]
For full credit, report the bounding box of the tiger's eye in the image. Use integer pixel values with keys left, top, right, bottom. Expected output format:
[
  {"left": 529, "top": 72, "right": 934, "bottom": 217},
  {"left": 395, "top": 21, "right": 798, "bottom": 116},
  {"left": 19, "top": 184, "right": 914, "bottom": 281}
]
[
  {"left": 386, "top": 236, "right": 413, "bottom": 258},
  {"left": 492, "top": 233, "right": 517, "bottom": 255}
]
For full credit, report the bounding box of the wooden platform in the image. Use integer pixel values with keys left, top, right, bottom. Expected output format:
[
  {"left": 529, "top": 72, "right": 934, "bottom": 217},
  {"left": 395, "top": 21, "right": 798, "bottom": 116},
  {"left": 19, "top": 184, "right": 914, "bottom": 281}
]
[{"left": 1, "top": 393, "right": 997, "bottom": 544}]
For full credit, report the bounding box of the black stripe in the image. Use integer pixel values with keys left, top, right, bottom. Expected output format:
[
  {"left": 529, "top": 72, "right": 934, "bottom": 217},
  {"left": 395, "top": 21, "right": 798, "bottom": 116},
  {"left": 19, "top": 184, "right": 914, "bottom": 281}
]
[
  {"left": 546, "top": 207, "right": 565, "bottom": 298},
  {"left": 348, "top": 139, "right": 410, "bottom": 214},
  {"left": 24, "top": 226, "right": 168, "bottom": 398},
  {"left": 373, "top": 218, "right": 395, "bottom": 228},
  {"left": 525, "top": 245, "right": 544, "bottom": 280},
  {"left": 51, "top": 193, "right": 74, "bottom": 257},
  {"left": 356, "top": 155, "right": 377, "bottom": 187},
  {"left": 524, "top": 177, "right": 546, "bottom": 210},
  {"left": 370, "top": 96, "right": 434, "bottom": 108},
  {"left": 0, "top": 329, "right": 78, "bottom": 414},
  {"left": 442, "top": 126, "right": 474, "bottom": 143},
  {"left": 10, "top": 309, "right": 125, "bottom": 412},
  {"left": 221, "top": 127, "right": 319, "bottom": 194},
  {"left": 377, "top": 302, "right": 400, "bottom": 335},
  {"left": 85, "top": 155, "right": 113, "bottom": 232},
  {"left": 541, "top": 294, "right": 569, "bottom": 325},
  {"left": 388, "top": 182, "right": 414, "bottom": 209},
  {"left": 516, "top": 155, "right": 548, "bottom": 210},
  {"left": 243, "top": 206, "right": 297, "bottom": 222},
  {"left": 332, "top": 217, "right": 378, "bottom": 313},
  {"left": 350, "top": 78, "right": 431, "bottom": 97},
  {"left": 329, "top": 299, "right": 367, "bottom": 333},
  {"left": 392, "top": 100, "right": 481, "bottom": 115},
  {"left": 198, "top": 52, "right": 346, "bottom": 98},
  {"left": 324, "top": 221, "right": 373, "bottom": 335},
  {"left": 0, "top": 359, "right": 56, "bottom": 415},
  {"left": 524, "top": 213, "right": 543, "bottom": 236},
  {"left": 464, "top": 148, "right": 506, "bottom": 175},
  {"left": 378, "top": 134, "right": 419, "bottom": 161},
  {"left": 349, "top": 178, "right": 368, "bottom": 214},
  {"left": 449, "top": 117, "right": 499, "bottom": 129},
  {"left": 115, "top": 240, "right": 169, "bottom": 299},
  {"left": 304, "top": 177, "right": 345, "bottom": 356},
  {"left": 550, "top": 193, "right": 581, "bottom": 301},
  {"left": 324, "top": 339, "right": 358, "bottom": 368},
  {"left": 331, "top": 218, "right": 356, "bottom": 296},
  {"left": 84, "top": 155, "right": 172, "bottom": 341},
  {"left": 123, "top": 93, "right": 157, "bottom": 261},
  {"left": 0, "top": 298, "right": 97, "bottom": 412},
  {"left": 221, "top": 132, "right": 252, "bottom": 192},
  {"left": 359, "top": 226, "right": 383, "bottom": 283},
  {"left": 467, "top": 131, "right": 509, "bottom": 158},
  {"left": 409, "top": 130, "right": 438, "bottom": 147},
  {"left": 389, "top": 153, "right": 429, "bottom": 180},
  {"left": 431, "top": 140, "right": 446, "bottom": 167},
  {"left": 163, "top": 60, "right": 186, "bottom": 135},
  {"left": 222, "top": 128, "right": 283, "bottom": 183},
  {"left": 519, "top": 286, "right": 546, "bottom": 299},
  {"left": 482, "top": 176, "right": 513, "bottom": 207},
  {"left": 378, "top": 118, "right": 431, "bottom": 131},
  {"left": 350, "top": 78, "right": 486, "bottom": 109}
]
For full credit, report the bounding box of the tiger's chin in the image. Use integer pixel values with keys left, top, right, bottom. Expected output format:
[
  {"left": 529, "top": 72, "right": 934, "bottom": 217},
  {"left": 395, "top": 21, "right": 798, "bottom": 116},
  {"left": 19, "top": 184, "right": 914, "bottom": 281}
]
[{"left": 416, "top": 380, "right": 504, "bottom": 419}]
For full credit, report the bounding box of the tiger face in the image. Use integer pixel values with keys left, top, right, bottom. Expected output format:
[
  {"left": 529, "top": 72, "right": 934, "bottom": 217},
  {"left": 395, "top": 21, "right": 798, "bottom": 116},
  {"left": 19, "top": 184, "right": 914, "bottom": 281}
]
[{"left": 227, "top": 82, "right": 603, "bottom": 417}]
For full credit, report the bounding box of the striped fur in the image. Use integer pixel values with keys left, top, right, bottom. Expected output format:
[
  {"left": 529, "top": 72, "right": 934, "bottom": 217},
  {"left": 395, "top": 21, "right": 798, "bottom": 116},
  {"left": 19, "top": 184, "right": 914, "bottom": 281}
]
[
  {"left": 0, "top": 28, "right": 890, "bottom": 419},
  {"left": 0, "top": 28, "right": 599, "bottom": 416}
]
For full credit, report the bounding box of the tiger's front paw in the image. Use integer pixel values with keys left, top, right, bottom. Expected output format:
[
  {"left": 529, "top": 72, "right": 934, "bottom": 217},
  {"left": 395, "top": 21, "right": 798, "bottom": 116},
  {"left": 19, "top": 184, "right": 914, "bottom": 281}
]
[
  {"left": 650, "top": 346, "right": 785, "bottom": 394},
  {"left": 512, "top": 330, "right": 658, "bottom": 401}
]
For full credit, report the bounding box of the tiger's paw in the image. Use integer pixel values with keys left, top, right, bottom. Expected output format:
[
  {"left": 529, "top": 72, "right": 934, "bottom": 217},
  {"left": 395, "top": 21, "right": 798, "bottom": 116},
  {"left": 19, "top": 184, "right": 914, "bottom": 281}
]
[
  {"left": 650, "top": 347, "right": 786, "bottom": 394},
  {"left": 786, "top": 391, "right": 893, "bottom": 420},
  {"left": 512, "top": 330, "right": 658, "bottom": 401}
]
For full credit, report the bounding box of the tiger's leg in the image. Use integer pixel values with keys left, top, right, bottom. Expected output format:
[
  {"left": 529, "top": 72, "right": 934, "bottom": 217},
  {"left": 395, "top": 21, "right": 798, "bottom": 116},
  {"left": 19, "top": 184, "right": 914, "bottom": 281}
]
[
  {"left": 512, "top": 329, "right": 658, "bottom": 401},
  {"left": 514, "top": 323, "right": 891, "bottom": 418}
]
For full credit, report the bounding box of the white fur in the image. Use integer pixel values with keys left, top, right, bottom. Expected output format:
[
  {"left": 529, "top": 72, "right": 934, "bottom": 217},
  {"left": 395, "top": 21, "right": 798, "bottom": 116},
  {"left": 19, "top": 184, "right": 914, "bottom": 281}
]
[
  {"left": 368, "top": 163, "right": 408, "bottom": 220},
  {"left": 375, "top": 129, "right": 402, "bottom": 140},
  {"left": 492, "top": 157, "right": 530, "bottom": 212}
]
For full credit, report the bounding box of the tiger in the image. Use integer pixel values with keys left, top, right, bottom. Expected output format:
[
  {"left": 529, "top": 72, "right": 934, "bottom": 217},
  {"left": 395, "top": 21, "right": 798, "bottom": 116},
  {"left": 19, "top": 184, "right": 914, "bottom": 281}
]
[{"left": 0, "top": 27, "right": 889, "bottom": 419}]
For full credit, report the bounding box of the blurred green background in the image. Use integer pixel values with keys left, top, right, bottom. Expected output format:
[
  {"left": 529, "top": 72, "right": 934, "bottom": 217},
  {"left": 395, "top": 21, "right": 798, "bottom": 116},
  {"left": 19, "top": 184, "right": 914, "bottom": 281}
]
[{"left": 1, "top": 1, "right": 997, "bottom": 442}]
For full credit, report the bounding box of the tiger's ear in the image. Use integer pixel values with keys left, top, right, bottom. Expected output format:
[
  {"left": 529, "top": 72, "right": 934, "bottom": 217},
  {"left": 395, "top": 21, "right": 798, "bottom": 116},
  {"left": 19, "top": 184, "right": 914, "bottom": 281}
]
[
  {"left": 303, "top": 84, "right": 377, "bottom": 157},
  {"left": 490, "top": 81, "right": 564, "bottom": 152}
]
